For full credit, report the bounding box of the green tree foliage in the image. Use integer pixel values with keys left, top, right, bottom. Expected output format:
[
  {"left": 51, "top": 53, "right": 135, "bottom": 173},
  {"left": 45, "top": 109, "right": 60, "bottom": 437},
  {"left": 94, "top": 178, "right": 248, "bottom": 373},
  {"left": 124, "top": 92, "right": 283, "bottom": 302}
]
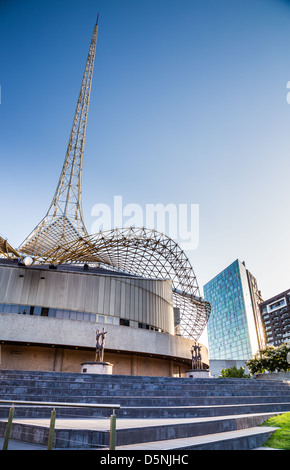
[
  {"left": 219, "top": 366, "right": 250, "bottom": 378},
  {"left": 246, "top": 343, "right": 290, "bottom": 375}
]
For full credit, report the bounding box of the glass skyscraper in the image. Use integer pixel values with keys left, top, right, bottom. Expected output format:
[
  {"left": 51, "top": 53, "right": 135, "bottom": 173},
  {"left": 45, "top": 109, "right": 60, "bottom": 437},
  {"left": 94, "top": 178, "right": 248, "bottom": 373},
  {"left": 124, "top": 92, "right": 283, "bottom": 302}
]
[{"left": 203, "top": 259, "right": 265, "bottom": 360}]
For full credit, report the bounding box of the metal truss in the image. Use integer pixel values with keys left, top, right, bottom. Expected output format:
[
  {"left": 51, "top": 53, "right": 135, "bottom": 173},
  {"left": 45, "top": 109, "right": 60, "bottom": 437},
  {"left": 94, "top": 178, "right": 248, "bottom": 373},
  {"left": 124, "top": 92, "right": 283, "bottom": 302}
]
[
  {"left": 0, "top": 235, "right": 21, "bottom": 259},
  {"left": 4, "top": 17, "right": 210, "bottom": 340},
  {"left": 18, "top": 227, "right": 210, "bottom": 339}
]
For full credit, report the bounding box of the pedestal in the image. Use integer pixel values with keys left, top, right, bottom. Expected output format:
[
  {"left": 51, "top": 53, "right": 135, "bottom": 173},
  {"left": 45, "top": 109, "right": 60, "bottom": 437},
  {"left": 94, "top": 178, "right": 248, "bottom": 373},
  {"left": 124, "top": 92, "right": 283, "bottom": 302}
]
[
  {"left": 81, "top": 361, "right": 113, "bottom": 375},
  {"left": 185, "top": 369, "right": 211, "bottom": 378}
]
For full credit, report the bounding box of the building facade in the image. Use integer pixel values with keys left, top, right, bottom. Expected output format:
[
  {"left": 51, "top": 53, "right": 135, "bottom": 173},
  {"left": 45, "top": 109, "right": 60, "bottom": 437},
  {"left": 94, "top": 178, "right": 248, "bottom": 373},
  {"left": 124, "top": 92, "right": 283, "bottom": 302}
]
[
  {"left": 0, "top": 19, "right": 211, "bottom": 377},
  {"left": 203, "top": 259, "right": 265, "bottom": 361},
  {"left": 0, "top": 259, "right": 209, "bottom": 376},
  {"left": 259, "top": 289, "right": 290, "bottom": 346}
]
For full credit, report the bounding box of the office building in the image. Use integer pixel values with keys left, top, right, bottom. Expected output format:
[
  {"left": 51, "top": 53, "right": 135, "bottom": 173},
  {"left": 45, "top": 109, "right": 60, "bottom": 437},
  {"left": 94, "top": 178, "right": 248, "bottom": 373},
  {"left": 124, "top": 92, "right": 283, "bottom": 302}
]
[{"left": 204, "top": 259, "right": 266, "bottom": 361}]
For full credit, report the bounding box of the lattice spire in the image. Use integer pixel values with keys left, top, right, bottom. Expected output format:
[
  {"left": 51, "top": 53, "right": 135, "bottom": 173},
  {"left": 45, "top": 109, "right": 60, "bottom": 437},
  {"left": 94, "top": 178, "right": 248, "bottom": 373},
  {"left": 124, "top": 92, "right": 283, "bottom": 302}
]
[
  {"left": 19, "top": 18, "right": 99, "bottom": 257},
  {"left": 14, "top": 16, "right": 210, "bottom": 339}
]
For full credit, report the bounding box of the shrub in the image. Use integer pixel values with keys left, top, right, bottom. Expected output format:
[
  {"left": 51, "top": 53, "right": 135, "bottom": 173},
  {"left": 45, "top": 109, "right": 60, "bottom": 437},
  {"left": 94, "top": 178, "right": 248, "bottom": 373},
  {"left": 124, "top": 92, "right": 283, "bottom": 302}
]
[{"left": 219, "top": 365, "right": 250, "bottom": 378}]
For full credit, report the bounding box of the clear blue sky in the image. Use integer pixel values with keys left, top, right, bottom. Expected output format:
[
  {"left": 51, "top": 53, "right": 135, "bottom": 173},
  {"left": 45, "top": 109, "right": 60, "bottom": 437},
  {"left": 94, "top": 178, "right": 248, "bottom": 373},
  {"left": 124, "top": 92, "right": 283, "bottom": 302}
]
[{"left": 1, "top": 0, "right": 290, "bottom": 307}]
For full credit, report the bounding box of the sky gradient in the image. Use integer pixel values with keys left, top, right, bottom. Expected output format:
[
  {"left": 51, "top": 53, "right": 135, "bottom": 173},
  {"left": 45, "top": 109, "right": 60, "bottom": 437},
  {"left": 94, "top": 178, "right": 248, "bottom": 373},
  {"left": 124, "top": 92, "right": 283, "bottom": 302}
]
[{"left": 1, "top": 0, "right": 290, "bottom": 320}]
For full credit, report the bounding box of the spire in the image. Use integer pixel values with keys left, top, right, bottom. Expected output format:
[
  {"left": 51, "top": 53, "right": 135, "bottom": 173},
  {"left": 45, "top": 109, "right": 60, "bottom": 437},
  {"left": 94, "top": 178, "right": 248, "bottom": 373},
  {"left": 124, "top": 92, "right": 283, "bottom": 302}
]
[{"left": 19, "top": 20, "right": 99, "bottom": 257}]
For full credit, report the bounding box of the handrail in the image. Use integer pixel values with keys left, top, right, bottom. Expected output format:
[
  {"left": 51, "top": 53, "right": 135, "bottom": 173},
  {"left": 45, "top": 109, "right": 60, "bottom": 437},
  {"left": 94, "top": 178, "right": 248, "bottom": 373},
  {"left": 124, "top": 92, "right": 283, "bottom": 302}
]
[
  {"left": 0, "top": 399, "right": 120, "bottom": 409},
  {"left": 0, "top": 399, "right": 120, "bottom": 450}
]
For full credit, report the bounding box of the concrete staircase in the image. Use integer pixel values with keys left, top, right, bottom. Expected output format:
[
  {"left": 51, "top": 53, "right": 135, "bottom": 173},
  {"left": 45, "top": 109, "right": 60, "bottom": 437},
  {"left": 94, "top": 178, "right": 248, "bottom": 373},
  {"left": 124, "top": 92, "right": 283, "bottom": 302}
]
[{"left": 0, "top": 369, "right": 289, "bottom": 450}]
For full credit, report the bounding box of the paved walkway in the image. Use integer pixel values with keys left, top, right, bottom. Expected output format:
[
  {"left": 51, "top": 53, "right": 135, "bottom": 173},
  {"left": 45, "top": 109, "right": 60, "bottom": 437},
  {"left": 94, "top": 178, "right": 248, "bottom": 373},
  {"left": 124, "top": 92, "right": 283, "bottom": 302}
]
[
  {"left": 0, "top": 436, "right": 281, "bottom": 451},
  {"left": 0, "top": 437, "right": 46, "bottom": 450}
]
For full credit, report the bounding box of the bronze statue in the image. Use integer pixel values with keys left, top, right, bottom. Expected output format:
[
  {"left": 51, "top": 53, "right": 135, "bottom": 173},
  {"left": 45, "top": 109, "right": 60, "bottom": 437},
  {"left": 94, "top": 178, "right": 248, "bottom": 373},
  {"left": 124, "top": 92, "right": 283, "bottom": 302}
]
[
  {"left": 95, "top": 328, "right": 107, "bottom": 362},
  {"left": 190, "top": 342, "right": 202, "bottom": 370}
]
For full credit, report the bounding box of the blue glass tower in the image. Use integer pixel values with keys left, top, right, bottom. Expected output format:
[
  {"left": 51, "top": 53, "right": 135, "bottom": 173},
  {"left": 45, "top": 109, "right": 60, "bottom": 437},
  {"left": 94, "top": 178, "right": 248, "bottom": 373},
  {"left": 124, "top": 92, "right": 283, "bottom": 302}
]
[{"left": 204, "top": 259, "right": 263, "bottom": 360}]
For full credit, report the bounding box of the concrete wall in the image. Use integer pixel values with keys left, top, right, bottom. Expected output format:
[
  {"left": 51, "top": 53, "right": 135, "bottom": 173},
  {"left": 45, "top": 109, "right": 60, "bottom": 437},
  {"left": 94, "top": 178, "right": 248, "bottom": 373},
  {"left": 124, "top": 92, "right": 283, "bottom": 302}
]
[
  {"left": 255, "top": 371, "right": 290, "bottom": 381},
  {"left": 209, "top": 359, "right": 249, "bottom": 377},
  {"left": 0, "top": 344, "right": 189, "bottom": 377},
  {"left": 0, "top": 313, "right": 209, "bottom": 376}
]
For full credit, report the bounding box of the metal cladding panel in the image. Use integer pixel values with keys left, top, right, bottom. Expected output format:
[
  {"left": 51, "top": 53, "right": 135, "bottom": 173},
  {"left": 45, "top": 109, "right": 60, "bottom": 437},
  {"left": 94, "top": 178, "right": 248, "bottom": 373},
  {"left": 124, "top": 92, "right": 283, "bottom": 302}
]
[
  {"left": 130, "top": 283, "right": 135, "bottom": 319},
  {"left": 0, "top": 265, "right": 174, "bottom": 333},
  {"left": 108, "top": 278, "right": 116, "bottom": 316},
  {"left": 0, "top": 267, "right": 10, "bottom": 302},
  {"left": 96, "top": 276, "right": 103, "bottom": 313},
  {"left": 143, "top": 287, "right": 148, "bottom": 324},
  {"left": 103, "top": 277, "right": 110, "bottom": 314},
  {"left": 70, "top": 274, "right": 78, "bottom": 310},
  {"left": 84, "top": 275, "right": 94, "bottom": 312},
  {"left": 114, "top": 279, "right": 121, "bottom": 314},
  {"left": 136, "top": 285, "right": 142, "bottom": 322},
  {"left": 134, "top": 283, "right": 139, "bottom": 321},
  {"left": 90, "top": 275, "right": 100, "bottom": 313},
  {"left": 120, "top": 282, "right": 126, "bottom": 317}
]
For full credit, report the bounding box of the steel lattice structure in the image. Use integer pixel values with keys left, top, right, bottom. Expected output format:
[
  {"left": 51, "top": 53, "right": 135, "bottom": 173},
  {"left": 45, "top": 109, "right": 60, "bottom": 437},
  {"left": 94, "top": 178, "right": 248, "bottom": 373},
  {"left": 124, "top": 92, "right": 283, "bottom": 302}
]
[
  {"left": 3, "top": 17, "right": 210, "bottom": 340},
  {"left": 17, "top": 227, "right": 210, "bottom": 339},
  {"left": 18, "top": 18, "right": 99, "bottom": 253},
  {"left": 0, "top": 235, "right": 21, "bottom": 259}
]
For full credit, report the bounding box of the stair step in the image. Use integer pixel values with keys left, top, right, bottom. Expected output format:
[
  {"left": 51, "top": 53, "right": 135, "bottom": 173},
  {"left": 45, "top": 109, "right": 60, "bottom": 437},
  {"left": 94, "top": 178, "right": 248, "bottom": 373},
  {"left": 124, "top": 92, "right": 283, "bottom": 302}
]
[
  {"left": 0, "top": 370, "right": 289, "bottom": 386},
  {"left": 0, "top": 411, "right": 283, "bottom": 448},
  {"left": 113, "top": 426, "right": 278, "bottom": 451},
  {"left": 0, "top": 370, "right": 289, "bottom": 450},
  {"left": 1, "top": 401, "right": 290, "bottom": 419}
]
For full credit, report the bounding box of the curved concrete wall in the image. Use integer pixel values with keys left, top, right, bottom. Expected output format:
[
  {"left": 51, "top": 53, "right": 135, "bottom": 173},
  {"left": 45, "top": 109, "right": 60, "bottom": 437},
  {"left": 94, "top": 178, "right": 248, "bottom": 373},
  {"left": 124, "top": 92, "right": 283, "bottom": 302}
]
[
  {"left": 0, "top": 313, "right": 207, "bottom": 362},
  {"left": 0, "top": 263, "right": 174, "bottom": 334},
  {"left": 0, "top": 262, "right": 209, "bottom": 376}
]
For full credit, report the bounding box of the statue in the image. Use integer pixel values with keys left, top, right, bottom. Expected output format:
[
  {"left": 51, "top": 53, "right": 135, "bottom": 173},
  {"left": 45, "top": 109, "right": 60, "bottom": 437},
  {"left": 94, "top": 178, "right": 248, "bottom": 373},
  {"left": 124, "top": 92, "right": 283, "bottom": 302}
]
[
  {"left": 190, "top": 342, "right": 202, "bottom": 370},
  {"left": 95, "top": 328, "right": 107, "bottom": 362},
  {"left": 81, "top": 327, "right": 112, "bottom": 374},
  {"left": 186, "top": 341, "right": 210, "bottom": 377}
]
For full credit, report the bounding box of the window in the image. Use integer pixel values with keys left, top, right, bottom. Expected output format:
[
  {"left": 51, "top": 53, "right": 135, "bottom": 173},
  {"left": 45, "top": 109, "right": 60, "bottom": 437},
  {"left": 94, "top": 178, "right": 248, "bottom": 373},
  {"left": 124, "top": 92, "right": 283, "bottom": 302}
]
[{"left": 120, "top": 318, "right": 130, "bottom": 327}]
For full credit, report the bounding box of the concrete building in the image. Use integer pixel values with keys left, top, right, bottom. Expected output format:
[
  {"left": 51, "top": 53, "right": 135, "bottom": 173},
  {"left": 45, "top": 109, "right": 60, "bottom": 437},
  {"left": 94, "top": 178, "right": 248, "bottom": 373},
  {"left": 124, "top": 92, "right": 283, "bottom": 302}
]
[
  {"left": 0, "top": 259, "right": 208, "bottom": 376},
  {"left": 259, "top": 289, "right": 290, "bottom": 346}
]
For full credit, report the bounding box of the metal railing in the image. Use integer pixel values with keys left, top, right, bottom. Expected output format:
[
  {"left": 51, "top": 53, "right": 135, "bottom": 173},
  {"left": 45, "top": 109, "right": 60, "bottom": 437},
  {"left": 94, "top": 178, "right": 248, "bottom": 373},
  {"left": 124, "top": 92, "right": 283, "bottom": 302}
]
[{"left": 0, "top": 399, "right": 120, "bottom": 450}]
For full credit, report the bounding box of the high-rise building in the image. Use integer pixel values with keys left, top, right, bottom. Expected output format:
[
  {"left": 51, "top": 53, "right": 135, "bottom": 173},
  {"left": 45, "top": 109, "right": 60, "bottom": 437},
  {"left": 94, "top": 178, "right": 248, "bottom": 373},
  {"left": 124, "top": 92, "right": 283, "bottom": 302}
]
[
  {"left": 259, "top": 289, "right": 290, "bottom": 346},
  {"left": 203, "top": 259, "right": 266, "bottom": 361}
]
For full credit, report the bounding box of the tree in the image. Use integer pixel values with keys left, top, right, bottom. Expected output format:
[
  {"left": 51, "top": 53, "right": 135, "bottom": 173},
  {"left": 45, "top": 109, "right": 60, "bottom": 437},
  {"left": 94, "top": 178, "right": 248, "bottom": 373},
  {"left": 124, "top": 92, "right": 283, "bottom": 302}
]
[{"left": 246, "top": 343, "right": 290, "bottom": 375}]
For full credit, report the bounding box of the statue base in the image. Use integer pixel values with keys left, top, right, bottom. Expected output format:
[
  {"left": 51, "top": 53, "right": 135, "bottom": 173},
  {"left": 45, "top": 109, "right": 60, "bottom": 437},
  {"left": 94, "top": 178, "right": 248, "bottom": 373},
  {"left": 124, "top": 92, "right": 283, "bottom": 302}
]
[
  {"left": 185, "top": 369, "right": 211, "bottom": 378},
  {"left": 81, "top": 362, "right": 113, "bottom": 375}
]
